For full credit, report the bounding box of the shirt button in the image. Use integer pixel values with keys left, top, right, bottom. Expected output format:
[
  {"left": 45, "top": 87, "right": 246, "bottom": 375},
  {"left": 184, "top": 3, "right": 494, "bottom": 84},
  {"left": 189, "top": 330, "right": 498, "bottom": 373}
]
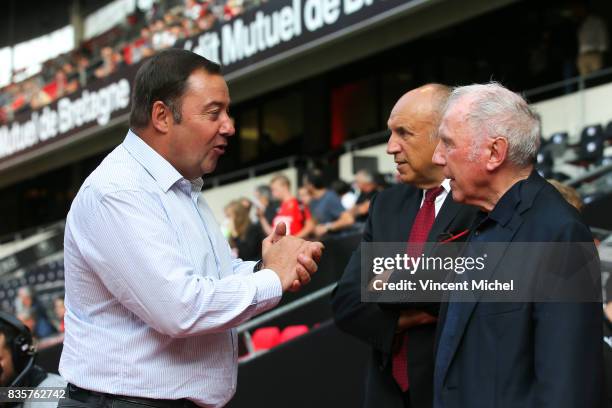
[{"left": 474, "top": 231, "right": 480, "bottom": 236}]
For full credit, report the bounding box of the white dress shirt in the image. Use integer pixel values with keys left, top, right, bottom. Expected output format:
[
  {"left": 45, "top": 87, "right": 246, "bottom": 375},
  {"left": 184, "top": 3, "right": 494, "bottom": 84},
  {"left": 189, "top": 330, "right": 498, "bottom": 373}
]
[
  {"left": 419, "top": 178, "right": 451, "bottom": 216},
  {"left": 60, "top": 130, "right": 282, "bottom": 407}
]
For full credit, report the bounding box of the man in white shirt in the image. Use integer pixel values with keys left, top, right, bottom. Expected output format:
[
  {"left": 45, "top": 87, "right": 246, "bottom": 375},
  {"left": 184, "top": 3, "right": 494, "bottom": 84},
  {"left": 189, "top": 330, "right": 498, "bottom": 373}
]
[{"left": 59, "top": 49, "right": 323, "bottom": 408}]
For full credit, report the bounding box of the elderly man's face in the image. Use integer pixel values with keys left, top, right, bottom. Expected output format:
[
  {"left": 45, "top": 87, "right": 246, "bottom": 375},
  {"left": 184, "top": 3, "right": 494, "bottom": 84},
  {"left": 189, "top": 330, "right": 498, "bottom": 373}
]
[
  {"left": 433, "top": 100, "right": 488, "bottom": 205},
  {"left": 167, "top": 70, "right": 234, "bottom": 179},
  {"left": 0, "top": 334, "right": 15, "bottom": 386},
  {"left": 386, "top": 90, "right": 442, "bottom": 187}
]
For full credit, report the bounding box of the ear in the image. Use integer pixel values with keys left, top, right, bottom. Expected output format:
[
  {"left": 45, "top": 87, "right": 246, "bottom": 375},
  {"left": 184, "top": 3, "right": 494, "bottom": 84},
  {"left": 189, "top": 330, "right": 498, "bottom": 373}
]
[
  {"left": 485, "top": 137, "right": 508, "bottom": 171},
  {"left": 150, "top": 101, "right": 172, "bottom": 134}
]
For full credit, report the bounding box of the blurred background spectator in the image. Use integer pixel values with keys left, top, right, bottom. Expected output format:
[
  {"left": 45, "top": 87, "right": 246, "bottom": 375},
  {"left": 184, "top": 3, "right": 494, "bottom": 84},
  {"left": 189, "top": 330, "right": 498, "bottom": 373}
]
[
  {"left": 254, "top": 184, "right": 280, "bottom": 235},
  {"left": 269, "top": 173, "right": 314, "bottom": 238},
  {"left": 52, "top": 296, "right": 66, "bottom": 333},
  {"left": 331, "top": 179, "right": 357, "bottom": 211},
  {"left": 14, "top": 287, "right": 56, "bottom": 340},
  {"left": 347, "top": 169, "right": 379, "bottom": 224},
  {"left": 225, "top": 199, "right": 265, "bottom": 261},
  {"left": 303, "top": 169, "right": 355, "bottom": 238}
]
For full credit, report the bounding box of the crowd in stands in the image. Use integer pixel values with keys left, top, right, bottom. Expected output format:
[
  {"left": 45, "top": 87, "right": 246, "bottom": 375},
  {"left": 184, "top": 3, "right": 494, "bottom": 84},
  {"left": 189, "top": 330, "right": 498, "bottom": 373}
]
[
  {"left": 12, "top": 286, "right": 65, "bottom": 340},
  {"left": 222, "top": 168, "right": 388, "bottom": 261},
  {"left": 0, "top": 0, "right": 266, "bottom": 124},
  {"left": 1, "top": 1, "right": 610, "bottom": 126}
]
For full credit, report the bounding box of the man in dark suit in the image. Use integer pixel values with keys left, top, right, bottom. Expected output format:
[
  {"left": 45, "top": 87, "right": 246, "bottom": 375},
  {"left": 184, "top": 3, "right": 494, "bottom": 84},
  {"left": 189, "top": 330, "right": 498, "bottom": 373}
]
[
  {"left": 431, "top": 82, "right": 603, "bottom": 408},
  {"left": 331, "top": 84, "right": 479, "bottom": 408}
]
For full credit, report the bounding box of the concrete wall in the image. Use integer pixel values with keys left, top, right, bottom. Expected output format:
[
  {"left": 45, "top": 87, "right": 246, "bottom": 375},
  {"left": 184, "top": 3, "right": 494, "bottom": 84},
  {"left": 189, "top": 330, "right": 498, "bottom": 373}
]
[{"left": 535, "top": 82, "right": 612, "bottom": 142}]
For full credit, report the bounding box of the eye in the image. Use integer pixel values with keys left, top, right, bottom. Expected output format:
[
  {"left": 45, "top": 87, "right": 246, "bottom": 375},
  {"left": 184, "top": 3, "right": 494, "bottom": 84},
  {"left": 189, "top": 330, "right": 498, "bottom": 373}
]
[{"left": 207, "top": 109, "right": 221, "bottom": 119}]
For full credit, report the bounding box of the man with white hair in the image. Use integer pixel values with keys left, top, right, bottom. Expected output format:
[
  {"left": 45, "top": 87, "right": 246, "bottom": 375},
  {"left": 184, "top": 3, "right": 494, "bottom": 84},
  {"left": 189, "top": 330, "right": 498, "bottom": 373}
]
[{"left": 432, "top": 82, "right": 602, "bottom": 408}]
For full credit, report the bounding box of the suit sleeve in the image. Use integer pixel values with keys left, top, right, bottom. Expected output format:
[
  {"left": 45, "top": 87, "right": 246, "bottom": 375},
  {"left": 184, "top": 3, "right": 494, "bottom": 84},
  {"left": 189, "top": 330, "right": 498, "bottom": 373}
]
[
  {"left": 532, "top": 221, "right": 604, "bottom": 408},
  {"left": 331, "top": 194, "right": 399, "bottom": 355}
]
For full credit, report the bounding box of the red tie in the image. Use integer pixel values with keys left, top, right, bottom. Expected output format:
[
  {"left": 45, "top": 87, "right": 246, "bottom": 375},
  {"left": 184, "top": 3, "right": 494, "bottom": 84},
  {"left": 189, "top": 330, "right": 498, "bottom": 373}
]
[{"left": 392, "top": 186, "right": 445, "bottom": 392}]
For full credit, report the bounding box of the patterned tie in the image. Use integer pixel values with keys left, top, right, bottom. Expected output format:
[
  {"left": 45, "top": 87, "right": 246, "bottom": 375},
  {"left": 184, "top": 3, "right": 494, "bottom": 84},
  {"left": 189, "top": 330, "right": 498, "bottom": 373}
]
[{"left": 392, "top": 186, "right": 445, "bottom": 392}]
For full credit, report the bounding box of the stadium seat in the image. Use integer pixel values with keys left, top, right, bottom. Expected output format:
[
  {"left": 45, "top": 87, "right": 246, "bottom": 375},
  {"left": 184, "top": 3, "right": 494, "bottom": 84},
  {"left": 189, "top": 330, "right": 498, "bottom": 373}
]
[
  {"left": 604, "top": 120, "right": 612, "bottom": 143},
  {"left": 280, "top": 325, "right": 309, "bottom": 344},
  {"left": 251, "top": 327, "right": 282, "bottom": 351},
  {"left": 536, "top": 147, "right": 554, "bottom": 178},
  {"left": 547, "top": 131, "right": 568, "bottom": 157},
  {"left": 578, "top": 124, "right": 605, "bottom": 163}
]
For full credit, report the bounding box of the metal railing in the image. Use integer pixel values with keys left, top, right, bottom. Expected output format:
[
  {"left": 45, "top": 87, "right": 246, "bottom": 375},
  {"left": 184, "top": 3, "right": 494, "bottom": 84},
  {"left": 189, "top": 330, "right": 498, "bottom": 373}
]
[
  {"left": 237, "top": 283, "right": 336, "bottom": 360},
  {"left": 0, "top": 220, "right": 65, "bottom": 246},
  {"left": 566, "top": 163, "right": 612, "bottom": 188},
  {"left": 523, "top": 65, "right": 612, "bottom": 100}
]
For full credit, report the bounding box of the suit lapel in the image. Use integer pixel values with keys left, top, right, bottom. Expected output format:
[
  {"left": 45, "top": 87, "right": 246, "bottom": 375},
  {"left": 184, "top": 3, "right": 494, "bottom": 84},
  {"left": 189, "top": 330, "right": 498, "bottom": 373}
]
[
  {"left": 393, "top": 186, "right": 422, "bottom": 242},
  {"left": 438, "top": 214, "right": 524, "bottom": 387},
  {"left": 428, "top": 193, "right": 462, "bottom": 242}
]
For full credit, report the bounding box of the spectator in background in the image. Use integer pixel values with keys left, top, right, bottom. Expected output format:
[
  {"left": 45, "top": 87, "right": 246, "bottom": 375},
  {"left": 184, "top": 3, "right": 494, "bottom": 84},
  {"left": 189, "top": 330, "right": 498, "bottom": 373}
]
[
  {"left": 94, "top": 47, "right": 118, "bottom": 79},
  {"left": 0, "top": 312, "right": 66, "bottom": 400},
  {"left": 269, "top": 173, "right": 313, "bottom": 238},
  {"left": 304, "top": 169, "right": 347, "bottom": 235},
  {"left": 53, "top": 296, "right": 65, "bottom": 333},
  {"left": 255, "top": 184, "right": 279, "bottom": 233},
  {"left": 348, "top": 169, "right": 379, "bottom": 223},
  {"left": 576, "top": 3, "right": 609, "bottom": 76},
  {"left": 184, "top": 0, "right": 203, "bottom": 20},
  {"left": 76, "top": 53, "right": 92, "bottom": 87},
  {"left": 226, "top": 200, "right": 265, "bottom": 261},
  {"left": 331, "top": 179, "right": 357, "bottom": 211},
  {"left": 296, "top": 186, "right": 315, "bottom": 239},
  {"left": 548, "top": 179, "right": 583, "bottom": 211},
  {"left": 304, "top": 169, "right": 343, "bottom": 224},
  {"left": 224, "top": 0, "right": 244, "bottom": 20},
  {"left": 14, "top": 287, "right": 56, "bottom": 339},
  {"left": 297, "top": 186, "right": 312, "bottom": 208}
]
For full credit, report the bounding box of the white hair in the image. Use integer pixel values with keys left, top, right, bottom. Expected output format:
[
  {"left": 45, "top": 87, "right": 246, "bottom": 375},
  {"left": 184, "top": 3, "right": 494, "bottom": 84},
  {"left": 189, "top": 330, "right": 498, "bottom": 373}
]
[{"left": 445, "top": 82, "right": 541, "bottom": 168}]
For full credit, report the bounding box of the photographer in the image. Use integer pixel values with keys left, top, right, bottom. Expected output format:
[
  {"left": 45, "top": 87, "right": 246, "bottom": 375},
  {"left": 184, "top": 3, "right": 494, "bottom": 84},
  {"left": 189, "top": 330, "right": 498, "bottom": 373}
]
[{"left": 0, "top": 312, "right": 65, "bottom": 408}]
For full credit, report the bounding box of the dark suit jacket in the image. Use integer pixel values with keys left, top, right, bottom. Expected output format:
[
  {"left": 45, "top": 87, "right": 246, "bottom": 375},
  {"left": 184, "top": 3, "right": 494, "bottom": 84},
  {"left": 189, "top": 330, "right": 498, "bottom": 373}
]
[
  {"left": 331, "top": 184, "right": 479, "bottom": 408},
  {"left": 434, "top": 171, "right": 603, "bottom": 408}
]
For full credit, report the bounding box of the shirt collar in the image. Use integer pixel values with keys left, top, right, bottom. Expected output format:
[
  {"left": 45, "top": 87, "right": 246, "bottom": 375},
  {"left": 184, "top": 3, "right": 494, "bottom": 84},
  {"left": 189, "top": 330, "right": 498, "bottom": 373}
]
[
  {"left": 440, "top": 178, "right": 451, "bottom": 194},
  {"left": 122, "top": 129, "right": 185, "bottom": 193},
  {"left": 487, "top": 176, "right": 526, "bottom": 226}
]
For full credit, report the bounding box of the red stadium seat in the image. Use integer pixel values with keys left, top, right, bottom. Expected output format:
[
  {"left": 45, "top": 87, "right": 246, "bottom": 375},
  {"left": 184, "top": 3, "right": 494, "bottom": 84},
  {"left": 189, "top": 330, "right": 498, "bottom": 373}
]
[
  {"left": 251, "top": 327, "right": 281, "bottom": 351},
  {"left": 279, "top": 325, "right": 309, "bottom": 344}
]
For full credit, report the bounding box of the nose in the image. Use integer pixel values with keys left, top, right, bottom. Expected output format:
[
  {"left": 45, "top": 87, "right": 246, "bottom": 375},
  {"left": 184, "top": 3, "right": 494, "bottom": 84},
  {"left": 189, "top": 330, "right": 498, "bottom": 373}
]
[
  {"left": 220, "top": 114, "right": 235, "bottom": 137},
  {"left": 386, "top": 133, "right": 400, "bottom": 155},
  {"left": 432, "top": 140, "right": 446, "bottom": 166}
]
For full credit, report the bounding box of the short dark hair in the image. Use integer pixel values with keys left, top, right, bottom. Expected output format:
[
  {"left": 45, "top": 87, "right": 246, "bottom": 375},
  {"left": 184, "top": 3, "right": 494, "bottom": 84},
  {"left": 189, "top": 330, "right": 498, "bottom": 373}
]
[
  {"left": 304, "top": 169, "right": 326, "bottom": 189},
  {"left": 0, "top": 321, "right": 18, "bottom": 350},
  {"left": 129, "top": 49, "right": 221, "bottom": 129},
  {"left": 255, "top": 185, "right": 272, "bottom": 200}
]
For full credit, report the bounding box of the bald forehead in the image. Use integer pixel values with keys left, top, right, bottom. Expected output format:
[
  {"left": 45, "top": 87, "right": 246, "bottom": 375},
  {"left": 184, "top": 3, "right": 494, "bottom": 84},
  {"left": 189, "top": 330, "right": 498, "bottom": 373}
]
[{"left": 390, "top": 85, "right": 449, "bottom": 120}]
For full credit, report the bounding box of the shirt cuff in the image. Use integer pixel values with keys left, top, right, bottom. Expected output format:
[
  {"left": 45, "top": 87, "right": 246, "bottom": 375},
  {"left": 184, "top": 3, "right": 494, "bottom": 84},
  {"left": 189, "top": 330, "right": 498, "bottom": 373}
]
[
  {"left": 250, "top": 268, "right": 282, "bottom": 315},
  {"left": 235, "top": 260, "right": 258, "bottom": 276}
]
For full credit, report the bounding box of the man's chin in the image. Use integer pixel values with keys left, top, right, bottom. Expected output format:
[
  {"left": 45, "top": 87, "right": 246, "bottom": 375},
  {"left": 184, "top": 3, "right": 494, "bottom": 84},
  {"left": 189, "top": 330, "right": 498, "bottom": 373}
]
[
  {"left": 202, "top": 161, "right": 219, "bottom": 175},
  {"left": 450, "top": 189, "right": 465, "bottom": 203}
]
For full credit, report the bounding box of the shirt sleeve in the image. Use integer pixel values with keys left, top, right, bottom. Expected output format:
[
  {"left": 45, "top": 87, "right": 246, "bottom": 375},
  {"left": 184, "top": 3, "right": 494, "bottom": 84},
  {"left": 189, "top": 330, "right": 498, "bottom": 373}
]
[
  {"left": 328, "top": 194, "right": 345, "bottom": 221},
  {"left": 72, "top": 187, "right": 282, "bottom": 338}
]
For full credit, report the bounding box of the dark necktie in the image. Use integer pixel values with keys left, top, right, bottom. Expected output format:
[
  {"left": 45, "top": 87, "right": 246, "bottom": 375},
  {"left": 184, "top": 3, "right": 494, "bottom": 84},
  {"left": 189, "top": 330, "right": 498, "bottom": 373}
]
[{"left": 392, "top": 186, "right": 445, "bottom": 392}]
